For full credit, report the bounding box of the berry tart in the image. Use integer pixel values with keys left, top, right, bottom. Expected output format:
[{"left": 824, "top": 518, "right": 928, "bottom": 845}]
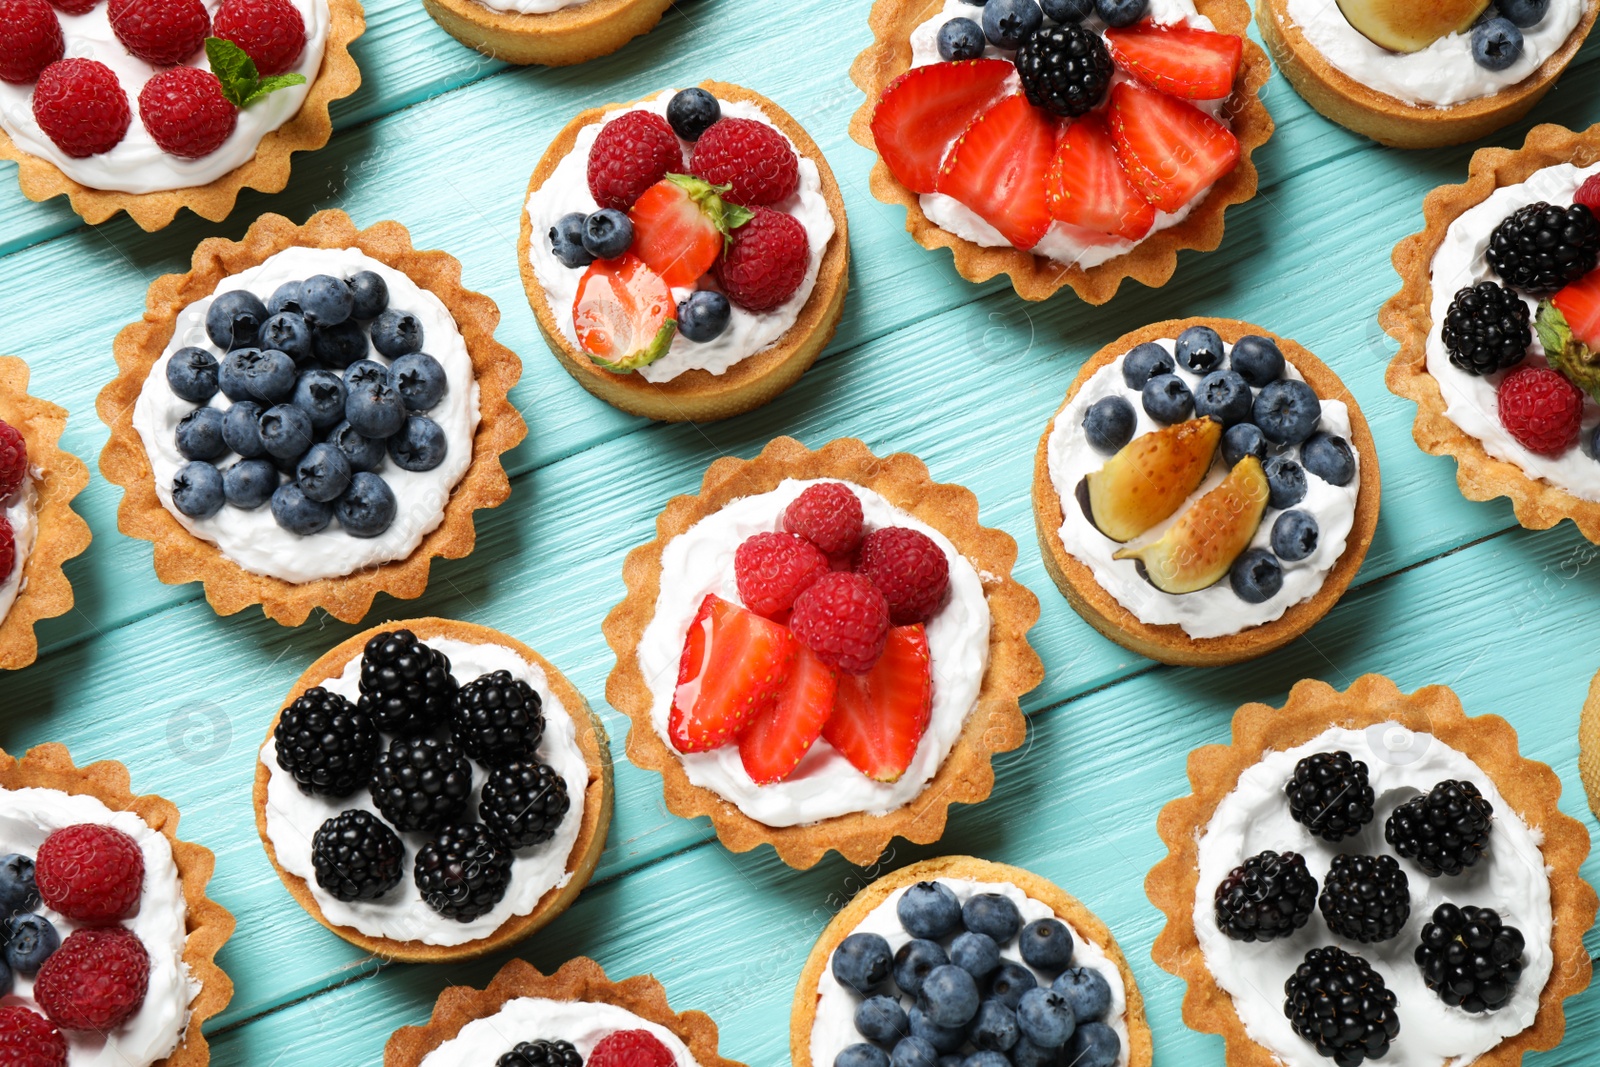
[
  {"left": 848, "top": 0, "right": 1273, "bottom": 303},
  {"left": 0, "top": 743, "right": 234, "bottom": 1067},
  {"left": 793, "top": 856, "right": 1152, "bottom": 1067},
  {"left": 1258, "top": 0, "right": 1599, "bottom": 148},
  {"left": 0, "top": 0, "right": 363, "bottom": 230},
  {"left": 98, "top": 210, "right": 525, "bottom": 626},
  {"left": 0, "top": 357, "right": 90, "bottom": 671},
  {"left": 520, "top": 83, "right": 849, "bottom": 422},
  {"left": 1148, "top": 674, "right": 1596, "bottom": 1067},
  {"left": 605, "top": 437, "right": 1043, "bottom": 869},
  {"left": 1032, "top": 319, "right": 1379, "bottom": 667},
  {"left": 422, "top": 0, "right": 672, "bottom": 67}
]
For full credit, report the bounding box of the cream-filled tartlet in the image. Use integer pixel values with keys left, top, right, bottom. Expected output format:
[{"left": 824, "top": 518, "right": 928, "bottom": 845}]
[
  {"left": 0, "top": 472, "right": 39, "bottom": 628},
  {"left": 422, "top": 0, "right": 675, "bottom": 68}
]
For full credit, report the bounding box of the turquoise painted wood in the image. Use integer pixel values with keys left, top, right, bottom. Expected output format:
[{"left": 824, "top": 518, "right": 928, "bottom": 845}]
[{"left": 2, "top": 0, "right": 1599, "bottom": 1063}]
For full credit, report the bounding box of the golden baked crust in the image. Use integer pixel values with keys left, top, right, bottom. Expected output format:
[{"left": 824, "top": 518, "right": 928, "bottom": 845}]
[
  {"left": 423, "top": 0, "right": 673, "bottom": 66},
  {"left": 1147, "top": 674, "right": 1596, "bottom": 1067},
  {"left": 252, "top": 617, "right": 613, "bottom": 964},
  {"left": 97, "top": 210, "right": 527, "bottom": 626},
  {"left": 0, "top": 0, "right": 364, "bottom": 232},
  {"left": 0, "top": 357, "right": 91, "bottom": 671},
  {"left": 1258, "top": 0, "right": 1599, "bottom": 149},
  {"left": 0, "top": 743, "right": 234, "bottom": 1067},
  {"left": 604, "top": 436, "right": 1044, "bottom": 869},
  {"left": 518, "top": 81, "right": 850, "bottom": 423},
  {"left": 385, "top": 956, "right": 745, "bottom": 1066},
  {"left": 789, "top": 855, "right": 1153, "bottom": 1067},
  {"left": 1382, "top": 122, "right": 1600, "bottom": 542},
  {"left": 1031, "top": 318, "right": 1380, "bottom": 668},
  {"left": 1579, "top": 668, "right": 1600, "bottom": 820},
  {"left": 847, "top": 0, "right": 1273, "bottom": 304}
]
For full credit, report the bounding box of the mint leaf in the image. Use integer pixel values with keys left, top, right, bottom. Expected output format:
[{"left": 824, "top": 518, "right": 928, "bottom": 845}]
[
  {"left": 242, "top": 73, "right": 308, "bottom": 107},
  {"left": 206, "top": 37, "right": 307, "bottom": 109}
]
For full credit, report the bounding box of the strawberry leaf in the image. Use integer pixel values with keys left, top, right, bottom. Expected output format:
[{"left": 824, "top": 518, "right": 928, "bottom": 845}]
[
  {"left": 1538, "top": 300, "right": 1600, "bottom": 402},
  {"left": 665, "top": 173, "right": 754, "bottom": 244},
  {"left": 207, "top": 37, "right": 307, "bottom": 109}
]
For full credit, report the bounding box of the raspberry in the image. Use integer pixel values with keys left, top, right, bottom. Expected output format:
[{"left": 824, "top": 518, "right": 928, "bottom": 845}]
[
  {"left": 35, "top": 823, "right": 144, "bottom": 924},
  {"left": 587, "top": 110, "right": 683, "bottom": 212},
  {"left": 0, "top": 1006, "right": 67, "bottom": 1067},
  {"left": 1578, "top": 174, "right": 1600, "bottom": 213},
  {"left": 0, "top": 0, "right": 63, "bottom": 85},
  {"left": 212, "top": 0, "right": 307, "bottom": 75},
  {"left": 690, "top": 117, "right": 800, "bottom": 206},
  {"left": 33, "top": 927, "right": 150, "bottom": 1031},
  {"left": 588, "top": 1030, "right": 675, "bottom": 1067},
  {"left": 715, "top": 206, "right": 810, "bottom": 312},
  {"left": 0, "top": 418, "right": 28, "bottom": 499},
  {"left": 109, "top": 0, "right": 208, "bottom": 65},
  {"left": 0, "top": 518, "right": 14, "bottom": 583},
  {"left": 789, "top": 571, "right": 890, "bottom": 674},
  {"left": 734, "top": 531, "right": 829, "bottom": 618},
  {"left": 857, "top": 526, "right": 950, "bottom": 625},
  {"left": 139, "top": 67, "right": 237, "bottom": 160},
  {"left": 783, "top": 481, "right": 864, "bottom": 560},
  {"left": 1498, "top": 365, "right": 1583, "bottom": 456},
  {"left": 31, "top": 59, "right": 130, "bottom": 158},
  {"left": 50, "top": 0, "right": 97, "bottom": 11}
]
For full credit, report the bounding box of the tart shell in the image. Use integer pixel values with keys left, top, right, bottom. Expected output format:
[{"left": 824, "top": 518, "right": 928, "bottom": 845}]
[
  {"left": 252, "top": 617, "right": 613, "bottom": 964},
  {"left": 1147, "top": 673, "right": 1596, "bottom": 1067},
  {"left": 97, "top": 209, "right": 527, "bottom": 626},
  {"left": 847, "top": 0, "right": 1274, "bottom": 304},
  {"left": 789, "top": 855, "right": 1154, "bottom": 1067},
  {"left": 423, "top": 0, "right": 674, "bottom": 66},
  {"left": 604, "top": 436, "right": 1044, "bottom": 869},
  {"left": 518, "top": 81, "right": 850, "bottom": 423},
  {"left": 1578, "top": 666, "right": 1600, "bottom": 820},
  {"left": 1031, "top": 318, "right": 1380, "bottom": 667}
]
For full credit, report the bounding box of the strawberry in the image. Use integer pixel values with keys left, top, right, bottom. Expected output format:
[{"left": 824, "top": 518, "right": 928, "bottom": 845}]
[
  {"left": 821, "top": 625, "right": 933, "bottom": 782},
  {"left": 936, "top": 93, "right": 1058, "bottom": 251},
  {"left": 669, "top": 595, "right": 796, "bottom": 754},
  {"left": 1107, "top": 81, "right": 1239, "bottom": 214},
  {"left": 1551, "top": 268, "right": 1600, "bottom": 349},
  {"left": 1104, "top": 23, "right": 1243, "bottom": 101},
  {"left": 871, "top": 58, "right": 1013, "bottom": 194},
  {"left": 571, "top": 254, "right": 676, "bottom": 372},
  {"left": 1046, "top": 112, "right": 1155, "bottom": 241},
  {"left": 738, "top": 645, "right": 838, "bottom": 784},
  {"left": 627, "top": 174, "right": 751, "bottom": 289}
]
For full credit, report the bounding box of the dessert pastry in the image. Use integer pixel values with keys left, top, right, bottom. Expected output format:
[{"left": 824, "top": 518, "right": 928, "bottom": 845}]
[
  {"left": 384, "top": 956, "right": 743, "bottom": 1066},
  {"left": 98, "top": 209, "right": 525, "bottom": 625},
  {"left": 0, "top": 0, "right": 364, "bottom": 230},
  {"left": 422, "top": 0, "right": 674, "bottom": 67},
  {"left": 1578, "top": 666, "right": 1600, "bottom": 820},
  {"left": 254, "top": 618, "right": 612, "bottom": 963},
  {"left": 1258, "top": 0, "right": 1599, "bottom": 148},
  {"left": 0, "top": 357, "right": 91, "bottom": 671},
  {"left": 519, "top": 82, "right": 849, "bottom": 422},
  {"left": 0, "top": 742, "right": 233, "bottom": 1067},
  {"left": 1149, "top": 674, "right": 1596, "bottom": 1067},
  {"left": 605, "top": 436, "right": 1043, "bottom": 869},
  {"left": 792, "top": 856, "right": 1153, "bottom": 1067},
  {"left": 1033, "top": 318, "right": 1379, "bottom": 667},
  {"left": 848, "top": 0, "right": 1273, "bottom": 303}
]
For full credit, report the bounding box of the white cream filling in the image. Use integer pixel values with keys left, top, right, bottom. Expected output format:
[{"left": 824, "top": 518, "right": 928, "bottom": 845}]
[
  {"left": 473, "top": 0, "right": 588, "bottom": 14},
  {"left": 0, "top": 476, "right": 39, "bottom": 626},
  {"left": 417, "top": 997, "right": 699, "bottom": 1067}
]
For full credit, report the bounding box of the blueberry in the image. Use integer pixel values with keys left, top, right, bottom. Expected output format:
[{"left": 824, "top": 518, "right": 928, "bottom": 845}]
[
  {"left": 950, "top": 931, "right": 1001, "bottom": 979},
  {"left": 834, "top": 932, "right": 894, "bottom": 995},
  {"left": 1141, "top": 373, "right": 1193, "bottom": 424},
  {"left": 1095, "top": 0, "right": 1148, "bottom": 28},
  {"left": 175, "top": 407, "right": 228, "bottom": 461},
  {"left": 1221, "top": 422, "right": 1268, "bottom": 468},
  {"left": 1264, "top": 455, "right": 1307, "bottom": 509},
  {"left": 970, "top": 999, "right": 1019, "bottom": 1052},
  {"left": 1500, "top": 0, "right": 1548, "bottom": 26},
  {"left": 962, "top": 893, "right": 1022, "bottom": 944},
  {"left": 893, "top": 938, "right": 948, "bottom": 997},
  {"left": 583, "top": 209, "right": 634, "bottom": 260},
  {"left": 335, "top": 472, "right": 397, "bottom": 538},
  {"left": 206, "top": 289, "right": 268, "bottom": 349},
  {"left": 1230, "top": 547, "right": 1283, "bottom": 603},
  {"left": 220, "top": 348, "right": 296, "bottom": 404},
  {"left": 223, "top": 459, "right": 279, "bottom": 510},
  {"left": 1301, "top": 431, "right": 1355, "bottom": 486},
  {"left": 856, "top": 995, "right": 909, "bottom": 1045},
  {"left": 1019, "top": 918, "right": 1074, "bottom": 973},
  {"left": 218, "top": 402, "right": 263, "bottom": 458},
  {"left": 1042, "top": 0, "right": 1093, "bottom": 20},
  {"left": 166, "top": 347, "right": 219, "bottom": 403},
  {"left": 343, "top": 359, "right": 391, "bottom": 391},
  {"left": 938, "top": 16, "right": 987, "bottom": 60},
  {"left": 299, "top": 274, "right": 354, "bottom": 327},
  {"left": 388, "top": 415, "right": 448, "bottom": 472},
  {"left": 1016, "top": 988, "right": 1075, "bottom": 1049},
  {"left": 889, "top": 1037, "right": 940, "bottom": 1067},
  {"left": 371, "top": 308, "right": 424, "bottom": 359},
  {"left": 271, "top": 482, "right": 333, "bottom": 535},
  {"left": 899, "top": 881, "right": 963, "bottom": 939},
  {"left": 908, "top": 1005, "right": 966, "bottom": 1054},
  {"left": 267, "top": 281, "right": 303, "bottom": 316},
  {"left": 293, "top": 368, "right": 348, "bottom": 432},
  {"left": 1472, "top": 17, "right": 1522, "bottom": 70},
  {"left": 1252, "top": 379, "right": 1321, "bottom": 445},
  {"left": 550, "top": 213, "right": 595, "bottom": 270},
  {"left": 312, "top": 321, "right": 370, "bottom": 369},
  {"left": 963, "top": 1053, "right": 1010, "bottom": 1067},
  {"left": 346, "top": 270, "right": 389, "bottom": 319},
  {"left": 678, "top": 290, "right": 732, "bottom": 343},
  {"left": 938, "top": 1058, "right": 963, "bottom": 1067},
  {"left": 261, "top": 311, "right": 314, "bottom": 364},
  {"left": 1230, "top": 334, "right": 1284, "bottom": 386},
  {"left": 5, "top": 914, "right": 58, "bottom": 975},
  {"left": 346, "top": 380, "right": 407, "bottom": 440},
  {"left": 1121, "top": 342, "right": 1174, "bottom": 388},
  {"left": 391, "top": 352, "right": 448, "bottom": 411},
  {"left": 1065, "top": 1022, "right": 1121, "bottom": 1067},
  {"left": 986, "top": 961, "right": 1037, "bottom": 1010},
  {"left": 259, "top": 404, "right": 315, "bottom": 461},
  {"left": 296, "top": 442, "right": 353, "bottom": 503},
  {"left": 1083, "top": 396, "right": 1136, "bottom": 453},
  {"left": 1193, "top": 370, "right": 1252, "bottom": 427},
  {"left": 920, "top": 965, "right": 980, "bottom": 1028},
  {"left": 1272, "top": 509, "right": 1320, "bottom": 562},
  {"left": 666, "top": 87, "right": 721, "bottom": 141},
  {"left": 327, "top": 421, "right": 387, "bottom": 473},
  {"left": 982, "top": 0, "right": 1042, "bottom": 48},
  {"left": 1174, "top": 325, "right": 1224, "bottom": 374},
  {"left": 0, "top": 954, "right": 9, "bottom": 997},
  {"left": 0, "top": 854, "right": 38, "bottom": 914},
  {"left": 1052, "top": 967, "right": 1111, "bottom": 1023},
  {"left": 1009, "top": 1038, "right": 1063, "bottom": 1067},
  {"left": 836, "top": 1045, "right": 890, "bottom": 1067},
  {"left": 172, "top": 461, "right": 224, "bottom": 518}
]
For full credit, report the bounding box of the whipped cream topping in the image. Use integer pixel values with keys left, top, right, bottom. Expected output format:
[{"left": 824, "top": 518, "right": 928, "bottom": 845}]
[
  {"left": 1046, "top": 340, "right": 1359, "bottom": 639},
  {"left": 811, "top": 877, "right": 1131, "bottom": 1067},
  {"left": 260, "top": 637, "right": 591, "bottom": 947},
  {"left": 635, "top": 479, "right": 991, "bottom": 827},
  {"left": 0, "top": 0, "right": 330, "bottom": 195},
  {"left": 474, "top": 0, "right": 588, "bottom": 14},
  {"left": 131, "top": 246, "right": 481, "bottom": 584},
  {"left": 0, "top": 476, "right": 39, "bottom": 626},
  {"left": 417, "top": 997, "right": 699, "bottom": 1067},
  {"left": 0, "top": 786, "right": 198, "bottom": 1067},
  {"left": 1194, "top": 724, "right": 1553, "bottom": 1067}
]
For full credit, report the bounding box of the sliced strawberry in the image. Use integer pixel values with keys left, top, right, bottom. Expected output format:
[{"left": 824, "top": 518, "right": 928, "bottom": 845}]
[
  {"left": 628, "top": 174, "right": 752, "bottom": 289},
  {"left": 572, "top": 253, "right": 676, "bottom": 372},
  {"left": 936, "top": 93, "right": 1058, "bottom": 251},
  {"left": 670, "top": 595, "right": 797, "bottom": 754},
  {"left": 738, "top": 645, "right": 839, "bottom": 784},
  {"left": 872, "top": 58, "right": 1014, "bottom": 195},
  {"left": 1046, "top": 113, "right": 1156, "bottom": 241},
  {"left": 1552, "top": 269, "right": 1600, "bottom": 349},
  {"left": 1107, "top": 81, "right": 1239, "bottom": 215},
  {"left": 1105, "top": 23, "right": 1243, "bottom": 101},
  {"left": 821, "top": 625, "right": 932, "bottom": 782}
]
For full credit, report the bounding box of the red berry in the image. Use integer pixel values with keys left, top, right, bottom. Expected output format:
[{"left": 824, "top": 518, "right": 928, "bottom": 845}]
[
  {"left": 783, "top": 481, "right": 864, "bottom": 560},
  {"left": 587, "top": 110, "right": 683, "bottom": 212},
  {"left": 857, "top": 526, "right": 950, "bottom": 626},
  {"left": 589, "top": 1031, "right": 675, "bottom": 1067},
  {"left": 734, "top": 531, "right": 829, "bottom": 619},
  {"left": 0, "top": 518, "right": 14, "bottom": 583},
  {"left": 789, "top": 571, "right": 891, "bottom": 675},
  {"left": 0, "top": 0, "right": 63, "bottom": 85},
  {"left": 0, "top": 419, "right": 28, "bottom": 500},
  {"left": 109, "top": 0, "right": 208, "bottom": 66},
  {"left": 33, "top": 927, "right": 150, "bottom": 1032},
  {"left": 31, "top": 58, "right": 130, "bottom": 158},
  {"left": 1498, "top": 365, "right": 1584, "bottom": 457},
  {"left": 689, "top": 116, "right": 800, "bottom": 206},
  {"left": 715, "top": 206, "right": 810, "bottom": 313},
  {"left": 35, "top": 823, "right": 144, "bottom": 924},
  {"left": 139, "top": 66, "right": 238, "bottom": 159},
  {"left": 50, "top": 0, "right": 98, "bottom": 11},
  {"left": 212, "top": 0, "right": 306, "bottom": 76},
  {"left": 0, "top": 1006, "right": 67, "bottom": 1067},
  {"left": 1577, "top": 175, "right": 1600, "bottom": 213}
]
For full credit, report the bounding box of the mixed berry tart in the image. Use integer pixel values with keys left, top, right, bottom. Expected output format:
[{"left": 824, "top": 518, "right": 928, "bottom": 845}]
[
  {"left": 0, "top": 0, "right": 363, "bottom": 230},
  {"left": 1148, "top": 674, "right": 1596, "bottom": 1067},
  {"left": 0, "top": 743, "right": 234, "bottom": 1067},
  {"left": 422, "top": 0, "right": 673, "bottom": 67},
  {"left": 97, "top": 210, "right": 525, "bottom": 626},
  {"left": 519, "top": 83, "right": 849, "bottom": 423},
  {"left": 848, "top": 0, "right": 1272, "bottom": 303}
]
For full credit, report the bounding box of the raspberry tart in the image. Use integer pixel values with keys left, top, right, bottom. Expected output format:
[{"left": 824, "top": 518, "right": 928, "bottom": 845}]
[
  {"left": 848, "top": 0, "right": 1272, "bottom": 303},
  {"left": 0, "top": 743, "right": 234, "bottom": 1067},
  {"left": 519, "top": 82, "right": 849, "bottom": 422},
  {"left": 1032, "top": 319, "right": 1379, "bottom": 667},
  {"left": 98, "top": 210, "right": 525, "bottom": 625},
  {"left": 422, "top": 0, "right": 672, "bottom": 67},
  {"left": 1149, "top": 674, "right": 1596, "bottom": 1067},
  {"left": 0, "top": 0, "right": 363, "bottom": 230}
]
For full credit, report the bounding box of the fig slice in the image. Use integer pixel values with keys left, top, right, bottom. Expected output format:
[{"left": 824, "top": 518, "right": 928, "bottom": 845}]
[
  {"left": 1334, "top": 0, "right": 1489, "bottom": 54},
  {"left": 1113, "top": 455, "right": 1269, "bottom": 594},
  {"left": 1084, "top": 417, "right": 1221, "bottom": 543}
]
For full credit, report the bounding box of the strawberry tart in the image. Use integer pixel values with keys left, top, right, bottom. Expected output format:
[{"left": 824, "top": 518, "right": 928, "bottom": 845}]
[
  {"left": 519, "top": 82, "right": 849, "bottom": 423},
  {"left": 422, "top": 0, "right": 674, "bottom": 67}
]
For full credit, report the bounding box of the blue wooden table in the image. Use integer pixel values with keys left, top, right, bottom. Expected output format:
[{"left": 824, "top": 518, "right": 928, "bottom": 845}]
[{"left": 2, "top": 2, "right": 1599, "bottom": 1064}]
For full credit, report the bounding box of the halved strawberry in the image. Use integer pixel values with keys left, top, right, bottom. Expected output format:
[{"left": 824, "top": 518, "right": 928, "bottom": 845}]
[
  {"left": 738, "top": 645, "right": 839, "bottom": 784},
  {"left": 1107, "top": 81, "right": 1239, "bottom": 215},
  {"left": 670, "top": 595, "right": 797, "bottom": 754},
  {"left": 872, "top": 59, "right": 1014, "bottom": 195},
  {"left": 936, "top": 93, "right": 1058, "bottom": 251},
  {"left": 1105, "top": 23, "right": 1243, "bottom": 101},
  {"left": 1046, "top": 113, "right": 1156, "bottom": 241},
  {"left": 572, "top": 254, "right": 676, "bottom": 372},
  {"left": 628, "top": 174, "right": 752, "bottom": 289},
  {"left": 1552, "top": 269, "right": 1600, "bottom": 349},
  {"left": 821, "top": 624, "right": 932, "bottom": 782}
]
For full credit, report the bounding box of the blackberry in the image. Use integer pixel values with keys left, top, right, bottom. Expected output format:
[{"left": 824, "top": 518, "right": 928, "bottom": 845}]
[
  {"left": 1385, "top": 779, "right": 1495, "bottom": 878},
  {"left": 1415, "top": 903, "right": 1525, "bottom": 1013},
  {"left": 357, "top": 629, "right": 458, "bottom": 734},
  {"left": 1441, "top": 281, "right": 1531, "bottom": 376},
  {"left": 1285, "top": 751, "right": 1375, "bottom": 843},
  {"left": 1283, "top": 946, "right": 1400, "bottom": 1067},
  {"left": 497, "top": 1040, "right": 584, "bottom": 1067},
  {"left": 1318, "top": 854, "right": 1410, "bottom": 944},
  {"left": 1486, "top": 201, "right": 1600, "bottom": 296},
  {"left": 414, "top": 822, "right": 512, "bottom": 922},
  {"left": 274, "top": 687, "right": 378, "bottom": 797},
  {"left": 369, "top": 736, "right": 473, "bottom": 833},
  {"left": 1015, "top": 25, "right": 1112, "bottom": 117},
  {"left": 450, "top": 670, "right": 545, "bottom": 765},
  {"left": 310, "top": 810, "right": 404, "bottom": 902},
  {"left": 480, "top": 761, "right": 570, "bottom": 848},
  {"left": 1213, "top": 850, "right": 1318, "bottom": 943}
]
